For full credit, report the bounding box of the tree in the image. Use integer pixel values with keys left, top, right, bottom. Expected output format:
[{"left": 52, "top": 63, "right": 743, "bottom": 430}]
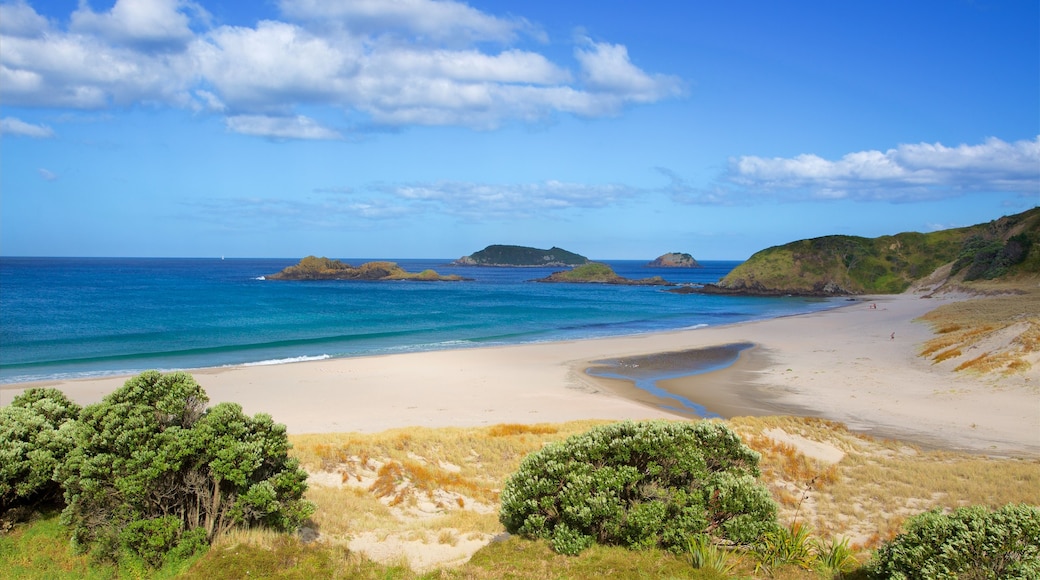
[
  {"left": 0, "top": 388, "right": 81, "bottom": 511},
  {"left": 498, "top": 420, "right": 778, "bottom": 555},
  {"left": 56, "top": 371, "right": 313, "bottom": 564}
]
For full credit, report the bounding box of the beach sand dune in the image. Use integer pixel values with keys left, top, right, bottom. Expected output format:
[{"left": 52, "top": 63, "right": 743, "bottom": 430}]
[{"left": 4, "top": 292, "right": 1037, "bottom": 456}]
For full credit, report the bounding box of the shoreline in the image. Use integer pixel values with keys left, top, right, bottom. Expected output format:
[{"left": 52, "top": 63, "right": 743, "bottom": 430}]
[{"left": 3, "top": 292, "right": 1037, "bottom": 456}]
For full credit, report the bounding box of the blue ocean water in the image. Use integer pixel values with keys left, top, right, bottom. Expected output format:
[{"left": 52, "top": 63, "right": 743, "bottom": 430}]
[{"left": 0, "top": 257, "right": 839, "bottom": 384}]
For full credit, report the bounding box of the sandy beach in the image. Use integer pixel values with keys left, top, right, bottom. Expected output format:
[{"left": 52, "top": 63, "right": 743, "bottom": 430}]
[{"left": 4, "top": 291, "right": 1037, "bottom": 456}]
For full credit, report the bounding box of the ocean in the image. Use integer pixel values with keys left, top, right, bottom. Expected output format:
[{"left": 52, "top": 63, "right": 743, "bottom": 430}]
[{"left": 0, "top": 257, "right": 839, "bottom": 384}]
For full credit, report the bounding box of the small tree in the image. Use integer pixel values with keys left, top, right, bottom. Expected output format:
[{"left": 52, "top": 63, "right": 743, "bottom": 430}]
[
  {"left": 499, "top": 420, "right": 778, "bottom": 555},
  {"left": 56, "top": 371, "right": 313, "bottom": 564},
  {"left": 0, "top": 388, "right": 81, "bottom": 511},
  {"left": 870, "top": 504, "right": 1040, "bottom": 579}
]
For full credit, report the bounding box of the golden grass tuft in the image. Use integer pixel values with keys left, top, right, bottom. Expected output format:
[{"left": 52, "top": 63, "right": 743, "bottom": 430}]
[
  {"left": 486, "top": 423, "right": 559, "bottom": 437},
  {"left": 932, "top": 348, "right": 962, "bottom": 363}
]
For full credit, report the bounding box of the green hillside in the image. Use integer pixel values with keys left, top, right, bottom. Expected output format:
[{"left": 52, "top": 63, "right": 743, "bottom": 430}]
[
  {"left": 454, "top": 245, "right": 590, "bottom": 267},
  {"left": 713, "top": 208, "right": 1039, "bottom": 295}
]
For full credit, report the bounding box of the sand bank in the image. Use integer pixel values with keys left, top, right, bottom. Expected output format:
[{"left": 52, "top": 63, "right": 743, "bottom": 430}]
[{"left": 3, "top": 292, "right": 1037, "bottom": 455}]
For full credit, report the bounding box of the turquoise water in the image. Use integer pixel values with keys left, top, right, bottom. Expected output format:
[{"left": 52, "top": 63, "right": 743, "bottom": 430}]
[{"left": 0, "top": 258, "right": 839, "bottom": 384}]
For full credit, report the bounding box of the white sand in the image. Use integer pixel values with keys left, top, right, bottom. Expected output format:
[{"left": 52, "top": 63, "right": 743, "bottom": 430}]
[{"left": 4, "top": 292, "right": 1037, "bottom": 455}]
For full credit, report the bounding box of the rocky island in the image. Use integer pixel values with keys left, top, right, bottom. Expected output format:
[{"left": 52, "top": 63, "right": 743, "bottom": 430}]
[
  {"left": 533, "top": 262, "right": 675, "bottom": 286},
  {"left": 647, "top": 252, "right": 701, "bottom": 268},
  {"left": 453, "top": 245, "right": 589, "bottom": 267},
  {"left": 267, "top": 256, "right": 469, "bottom": 281}
]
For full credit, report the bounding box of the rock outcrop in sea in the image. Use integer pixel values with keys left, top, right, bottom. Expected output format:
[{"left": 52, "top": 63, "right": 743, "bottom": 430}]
[
  {"left": 647, "top": 252, "right": 702, "bottom": 268},
  {"left": 268, "top": 256, "right": 469, "bottom": 281},
  {"left": 533, "top": 263, "right": 675, "bottom": 286}
]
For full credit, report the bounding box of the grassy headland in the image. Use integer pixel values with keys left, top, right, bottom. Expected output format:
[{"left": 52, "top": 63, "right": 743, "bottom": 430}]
[{"left": 709, "top": 207, "right": 1039, "bottom": 295}]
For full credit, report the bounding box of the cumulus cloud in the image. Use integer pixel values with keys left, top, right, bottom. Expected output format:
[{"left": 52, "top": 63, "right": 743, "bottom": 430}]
[
  {"left": 70, "top": 0, "right": 205, "bottom": 50},
  {"left": 665, "top": 137, "right": 1040, "bottom": 205},
  {"left": 1, "top": 116, "right": 54, "bottom": 137},
  {"left": 0, "top": 0, "right": 682, "bottom": 138},
  {"left": 575, "top": 40, "right": 683, "bottom": 106}
]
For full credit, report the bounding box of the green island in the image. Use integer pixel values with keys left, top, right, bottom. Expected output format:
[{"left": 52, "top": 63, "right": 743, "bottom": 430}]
[
  {"left": 648, "top": 252, "right": 702, "bottom": 268},
  {"left": 533, "top": 262, "right": 675, "bottom": 285},
  {"left": 266, "top": 256, "right": 469, "bottom": 281},
  {"left": 680, "top": 207, "right": 1039, "bottom": 296},
  {"left": 453, "top": 244, "right": 590, "bottom": 267}
]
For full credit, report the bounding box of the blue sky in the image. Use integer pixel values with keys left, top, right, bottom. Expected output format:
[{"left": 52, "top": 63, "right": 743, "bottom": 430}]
[{"left": 1, "top": 0, "right": 1038, "bottom": 260}]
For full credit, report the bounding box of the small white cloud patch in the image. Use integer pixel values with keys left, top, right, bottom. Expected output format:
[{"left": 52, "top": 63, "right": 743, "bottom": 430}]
[{"left": 1, "top": 117, "right": 55, "bottom": 138}]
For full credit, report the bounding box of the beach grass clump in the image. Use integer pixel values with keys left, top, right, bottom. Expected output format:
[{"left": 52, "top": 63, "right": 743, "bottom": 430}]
[{"left": 499, "top": 420, "right": 778, "bottom": 555}]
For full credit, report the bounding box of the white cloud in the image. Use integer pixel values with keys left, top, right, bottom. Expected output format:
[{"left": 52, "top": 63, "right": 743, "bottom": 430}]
[
  {"left": 38, "top": 168, "right": 58, "bottom": 181},
  {"left": 0, "top": 0, "right": 49, "bottom": 37},
  {"left": 70, "top": 0, "right": 204, "bottom": 49},
  {"left": 224, "top": 114, "right": 342, "bottom": 140},
  {"left": 278, "top": 0, "right": 530, "bottom": 44},
  {"left": 575, "top": 40, "right": 684, "bottom": 106},
  {"left": 722, "top": 136, "right": 1040, "bottom": 202},
  {"left": 0, "top": 0, "right": 682, "bottom": 137},
  {"left": 365, "top": 179, "right": 640, "bottom": 219},
  {"left": 0, "top": 116, "right": 54, "bottom": 137}
]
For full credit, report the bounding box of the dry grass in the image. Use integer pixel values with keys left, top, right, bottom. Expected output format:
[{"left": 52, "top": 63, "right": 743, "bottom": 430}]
[
  {"left": 290, "top": 421, "right": 608, "bottom": 544},
  {"left": 283, "top": 415, "right": 1039, "bottom": 574},
  {"left": 918, "top": 287, "right": 1040, "bottom": 375},
  {"left": 730, "top": 416, "right": 1040, "bottom": 552}
]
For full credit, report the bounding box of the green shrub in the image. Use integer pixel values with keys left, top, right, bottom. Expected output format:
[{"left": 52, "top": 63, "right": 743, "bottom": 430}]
[
  {"left": 498, "top": 420, "right": 778, "bottom": 555},
  {"left": 869, "top": 503, "right": 1040, "bottom": 579},
  {"left": 56, "top": 371, "right": 314, "bottom": 564},
  {"left": 0, "top": 388, "right": 81, "bottom": 511}
]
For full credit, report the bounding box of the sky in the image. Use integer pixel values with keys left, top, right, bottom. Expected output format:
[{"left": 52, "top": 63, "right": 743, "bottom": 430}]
[{"left": 1, "top": 0, "right": 1038, "bottom": 260}]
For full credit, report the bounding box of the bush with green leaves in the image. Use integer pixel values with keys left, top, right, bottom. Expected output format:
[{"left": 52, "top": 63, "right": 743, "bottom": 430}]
[
  {"left": 498, "top": 420, "right": 778, "bottom": 555},
  {"left": 56, "top": 371, "right": 314, "bottom": 563},
  {"left": 870, "top": 503, "right": 1040, "bottom": 579},
  {"left": 0, "top": 388, "right": 81, "bottom": 511}
]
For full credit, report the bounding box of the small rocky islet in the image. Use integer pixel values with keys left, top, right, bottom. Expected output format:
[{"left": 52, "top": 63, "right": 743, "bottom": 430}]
[
  {"left": 647, "top": 252, "right": 702, "bottom": 268},
  {"left": 267, "top": 256, "right": 469, "bottom": 282},
  {"left": 532, "top": 262, "right": 675, "bottom": 286}
]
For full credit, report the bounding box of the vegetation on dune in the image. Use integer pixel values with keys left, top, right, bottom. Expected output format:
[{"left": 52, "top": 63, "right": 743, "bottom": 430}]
[
  {"left": 0, "top": 389, "right": 81, "bottom": 513},
  {"left": 869, "top": 504, "right": 1040, "bottom": 579},
  {"left": 454, "top": 244, "right": 590, "bottom": 267},
  {"left": 712, "top": 207, "right": 1040, "bottom": 295},
  {"left": 1, "top": 371, "right": 312, "bottom": 568},
  {"left": 499, "top": 420, "right": 778, "bottom": 555},
  {"left": 5, "top": 412, "right": 1039, "bottom": 578},
  {"left": 267, "top": 256, "right": 467, "bottom": 281}
]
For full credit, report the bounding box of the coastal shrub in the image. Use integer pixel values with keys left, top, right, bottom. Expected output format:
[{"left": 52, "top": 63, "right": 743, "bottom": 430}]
[
  {"left": 0, "top": 388, "right": 81, "bottom": 511},
  {"left": 869, "top": 503, "right": 1040, "bottom": 579},
  {"left": 498, "top": 420, "right": 778, "bottom": 555},
  {"left": 56, "top": 371, "right": 314, "bottom": 564}
]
